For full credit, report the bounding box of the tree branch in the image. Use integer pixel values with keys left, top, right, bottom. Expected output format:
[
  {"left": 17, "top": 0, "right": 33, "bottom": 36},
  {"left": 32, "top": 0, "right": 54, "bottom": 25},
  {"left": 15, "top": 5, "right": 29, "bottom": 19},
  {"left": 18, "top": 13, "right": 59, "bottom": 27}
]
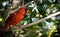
[{"left": 19, "top": 11, "right": 60, "bottom": 29}]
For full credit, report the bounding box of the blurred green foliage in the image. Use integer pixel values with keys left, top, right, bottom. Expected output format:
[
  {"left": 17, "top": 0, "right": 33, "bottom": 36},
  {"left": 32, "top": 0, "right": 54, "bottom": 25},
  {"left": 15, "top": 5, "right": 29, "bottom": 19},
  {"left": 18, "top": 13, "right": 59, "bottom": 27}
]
[{"left": 0, "top": 0, "right": 60, "bottom": 37}]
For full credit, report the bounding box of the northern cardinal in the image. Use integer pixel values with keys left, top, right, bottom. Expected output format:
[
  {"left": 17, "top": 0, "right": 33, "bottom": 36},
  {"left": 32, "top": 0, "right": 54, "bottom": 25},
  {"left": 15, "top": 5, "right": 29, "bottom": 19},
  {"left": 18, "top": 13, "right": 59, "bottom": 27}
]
[
  {"left": 3, "top": 7, "right": 29, "bottom": 30},
  {"left": 0, "top": 0, "right": 31, "bottom": 36},
  {"left": 0, "top": 1, "right": 32, "bottom": 36},
  {"left": 0, "top": 7, "right": 29, "bottom": 37}
]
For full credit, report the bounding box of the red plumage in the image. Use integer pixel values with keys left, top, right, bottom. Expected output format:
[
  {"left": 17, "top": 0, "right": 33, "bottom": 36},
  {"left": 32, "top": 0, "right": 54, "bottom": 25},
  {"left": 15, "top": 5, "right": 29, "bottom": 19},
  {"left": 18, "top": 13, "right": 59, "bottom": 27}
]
[
  {"left": 3, "top": 7, "right": 27, "bottom": 29},
  {"left": 0, "top": 7, "right": 29, "bottom": 37}
]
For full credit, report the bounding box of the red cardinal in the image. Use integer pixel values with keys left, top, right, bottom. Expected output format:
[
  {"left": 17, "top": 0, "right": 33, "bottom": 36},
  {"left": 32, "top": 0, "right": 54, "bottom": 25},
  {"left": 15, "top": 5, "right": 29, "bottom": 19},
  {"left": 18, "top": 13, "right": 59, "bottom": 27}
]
[
  {"left": 3, "top": 7, "right": 29, "bottom": 30},
  {"left": 0, "top": 7, "right": 30, "bottom": 37},
  {"left": 0, "top": 7, "right": 29, "bottom": 36}
]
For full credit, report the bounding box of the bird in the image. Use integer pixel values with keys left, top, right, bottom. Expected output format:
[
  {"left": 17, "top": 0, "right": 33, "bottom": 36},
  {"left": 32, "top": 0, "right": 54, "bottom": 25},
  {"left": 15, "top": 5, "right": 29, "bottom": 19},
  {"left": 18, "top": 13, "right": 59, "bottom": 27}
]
[{"left": 3, "top": 7, "right": 29, "bottom": 30}]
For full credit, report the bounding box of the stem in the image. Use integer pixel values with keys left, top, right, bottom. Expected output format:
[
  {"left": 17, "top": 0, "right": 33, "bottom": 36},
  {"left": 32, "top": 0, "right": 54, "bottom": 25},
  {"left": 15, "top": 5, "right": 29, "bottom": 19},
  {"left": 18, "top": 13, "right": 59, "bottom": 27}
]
[{"left": 19, "top": 11, "right": 60, "bottom": 29}]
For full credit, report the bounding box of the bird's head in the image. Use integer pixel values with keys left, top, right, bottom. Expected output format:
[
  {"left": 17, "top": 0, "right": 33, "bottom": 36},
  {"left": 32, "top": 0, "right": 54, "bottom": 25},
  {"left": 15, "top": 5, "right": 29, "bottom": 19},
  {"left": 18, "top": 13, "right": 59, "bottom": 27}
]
[{"left": 25, "top": 7, "right": 30, "bottom": 13}]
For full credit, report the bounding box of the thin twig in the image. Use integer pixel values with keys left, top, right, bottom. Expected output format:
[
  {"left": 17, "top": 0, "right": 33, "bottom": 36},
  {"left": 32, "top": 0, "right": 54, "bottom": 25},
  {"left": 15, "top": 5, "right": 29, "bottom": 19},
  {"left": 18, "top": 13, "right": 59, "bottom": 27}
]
[
  {"left": 6, "top": 1, "right": 34, "bottom": 20},
  {"left": 19, "top": 11, "right": 60, "bottom": 29}
]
